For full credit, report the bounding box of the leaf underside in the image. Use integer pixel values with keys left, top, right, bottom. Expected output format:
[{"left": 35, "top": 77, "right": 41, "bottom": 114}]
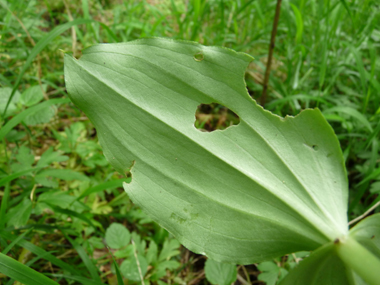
[
  {"left": 349, "top": 213, "right": 380, "bottom": 259},
  {"left": 281, "top": 214, "right": 380, "bottom": 285},
  {"left": 64, "top": 38, "right": 348, "bottom": 264},
  {"left": 279, "top": 243, "right": 366, "bottom": 285}
]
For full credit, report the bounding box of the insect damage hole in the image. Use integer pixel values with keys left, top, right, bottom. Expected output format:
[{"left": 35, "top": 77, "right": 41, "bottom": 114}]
[{"left": 194, "top": 103, "right": 240, "bottom": 132}]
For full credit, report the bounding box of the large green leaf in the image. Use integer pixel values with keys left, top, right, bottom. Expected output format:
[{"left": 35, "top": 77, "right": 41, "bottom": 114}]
[
  {"left": 349, "top": 213, "right": 380, "bottom": 258},
  {"left": 278, "top": 243, "right": 365, "bottom": 285},
  {"left": 64, "top": 38, "right": 348, "bottom": 264}
]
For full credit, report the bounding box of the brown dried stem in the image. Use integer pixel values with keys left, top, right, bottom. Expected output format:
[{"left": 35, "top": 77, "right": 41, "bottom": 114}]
[
  {"left": 63, "top": 0, "right": 77, "bottom": 57},
  {"left": 261, "top": 0, "right": 283, "bottom": 106}
]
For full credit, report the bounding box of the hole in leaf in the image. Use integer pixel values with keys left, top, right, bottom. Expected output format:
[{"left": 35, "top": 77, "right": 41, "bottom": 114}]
[
  {"left": 194, "top": 103, "right": 240, "bottom": 132},
  {"left": 194, "top": 52, "right": 204, "bottom": 61}
]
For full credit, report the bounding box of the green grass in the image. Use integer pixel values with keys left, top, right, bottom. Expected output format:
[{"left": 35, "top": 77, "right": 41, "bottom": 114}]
[{"left": 0, "top": 0, "right": 379, "bottom": 284}]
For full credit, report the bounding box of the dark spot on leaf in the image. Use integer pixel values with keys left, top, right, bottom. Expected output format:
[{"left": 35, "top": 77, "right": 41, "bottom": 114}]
[
  {"left": 170, "top": 213, "right": 186, "bottom": 224},
  {"left": 194, "top": 52, "right": 204, "bottom": 61},
  {"left": 195, "top": 103, "right": 240, "bottom": 132},
  {"left": 371, "top": 235, "right": 375, "bottom": 239},
  {"left": 312, "top": 145, "right": 319, "bottom": 151},
  {"left": 334, "top": 238, "right": 340, "bottom": 244}
]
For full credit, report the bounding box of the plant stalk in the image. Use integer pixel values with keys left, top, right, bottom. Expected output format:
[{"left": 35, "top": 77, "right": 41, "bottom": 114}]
[
  {"left": 335, "top": 236, "right": 380, "bottom": 285},
  {"left": 261, "top": 0, "right": 282, "bottom": 106}
]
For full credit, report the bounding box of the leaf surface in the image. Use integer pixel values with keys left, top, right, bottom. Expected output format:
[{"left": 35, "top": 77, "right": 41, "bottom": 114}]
[
  {"left": 349, "top": 213, "right": 380, "bottom": 259},
  {"left": 0, "top": 253, "right": 59, "bottom": 285},
  {"left": 205, "top": 259, "right": 237, "bottom": 285},
  {"left": 278, "top": 243, "right": 364, "bottom": 285},
  {"left": 120, "top": 254, "right": 148, "bottom": 281},
  {"left": 105, "top": 223, "right": 131, "bottom": 249},
  {"left": 64, "top": 38, "right": 348, "bottom": 264}
]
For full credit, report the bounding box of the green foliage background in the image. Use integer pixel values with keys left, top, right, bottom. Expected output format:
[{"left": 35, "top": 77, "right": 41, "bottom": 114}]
[{"left": 0, "top": 0, "right": 379, "bottom": 284}]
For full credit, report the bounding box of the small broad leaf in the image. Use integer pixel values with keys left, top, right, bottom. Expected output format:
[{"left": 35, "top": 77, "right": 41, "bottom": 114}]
[
  {"left": 36, "top": 147, "right": 69, "bottom": 168},
  {"left": 64, "top": 38, "right": 348, "bottom": 264},
  {"left": 152, "top": 260, "right": 181, "bottom": 280},
  {"left": 76, "top": 141, "right": 108, "bottom": 168},
  {"left": 36, "top": 169, "right": 89, "bottom": 181},
  {"left": 158, "top": 239, "right": 180, "bottom": 261},
  {"left": 38, "top": 191, "right": 76, "bottom": 209},
  {"left": 257, "top": 261, "right": 280, "bottom": 285},
  {"left": 0, "top": 87, "right": 20, "bottom": 117},
  {"left": 16, "top": 146, "right": 34, "bottom": 169},
  {"left": 5, "top": 198, "right": 32, "bottom": 228},
  {"left": 53, "top": 122, "right": 86, "bottom": 153},
  {"left": 258, "top": 271, "right": 279, "bottom": 285},
  {"left": 105, "top": 223, "right": 131, "bottom": 249},
  {"left": 23, "top": 105, "right": 56, "bottom": 126},
  {"left": 5, "top": 130, "right": 26, "bottom": 142},
  {"left": 130, "top": 232, "right": 146, "bottom": 254},
  {"left": 34, "top": 175, "right": 59, "bottom": 188},
  {"left": 20, "top": 85, "right": 45, "bottom": 107},
  {"left": 120, "top": 254, "right": 148, "bottom": 281},
  {"left": 156, "top": 260, "right": 180, "bottom": 272},
  {"left": 114, "top": 244, "right": 134, "bottom": 258},
  {"left": 205, "top": 259, "right": 237, "bottom": 285},
  {"left": 146, "top": 241, "right": 158, "bottom": 264},
  {"left": 87, "top": 236, "right": 105, "bottom": 249}
]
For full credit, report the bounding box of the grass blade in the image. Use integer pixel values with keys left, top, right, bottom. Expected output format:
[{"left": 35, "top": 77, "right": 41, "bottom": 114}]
[
  {"left": 290, "top": 3, "right": 304, "bottom": 44},
  {"left": 0, "top": 253, "right": 59, "bottom": 285},
  {"left": 61, "top": 230, "right": 102, "bottom": 283},
  {"left": 266, "top": 94, "right": 330, "bottom": 109},
  {"left": 108, "top": 247, "right": 124, "bottom": 285},
  {"left": 339, "top": 0, "right": 354, "bottom": 25},
  {"left": 0, "top": 183, "right": 10, "bottom": 230},
  {"left": 350, "top": 46, "right": 368, "bottom": 100},
  {"left": 323, "top": 106, "right": 373, "bottom": 132},
  {"left": 76, "top": 179, "right": 129, "bottom": 201},
  {"left": 47, "top": 204, "right": 96, "bottom": 228},
  {"left": 356, "top": 167, "right": 380, "bottom": 188},
  {"left": 1, "top": 19, "right": 91, "bottom": 118},
  {"left": 364, "top": 120, "right": 380, "bottom": 150},
  {"left": 2, "top": 228, "right": 33, "bottom": 255},
  {"left": 0, "top": 167, "right": 43, "bottom": 188},
  {"left": 0, "top": 98, "right": 70, "bottom": 141},
  {"left": 49, "top": 274, "right": 106, "bottom": 285},
  {"left": 0, "top": 230, "right": 81, "bottom": 276}
]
